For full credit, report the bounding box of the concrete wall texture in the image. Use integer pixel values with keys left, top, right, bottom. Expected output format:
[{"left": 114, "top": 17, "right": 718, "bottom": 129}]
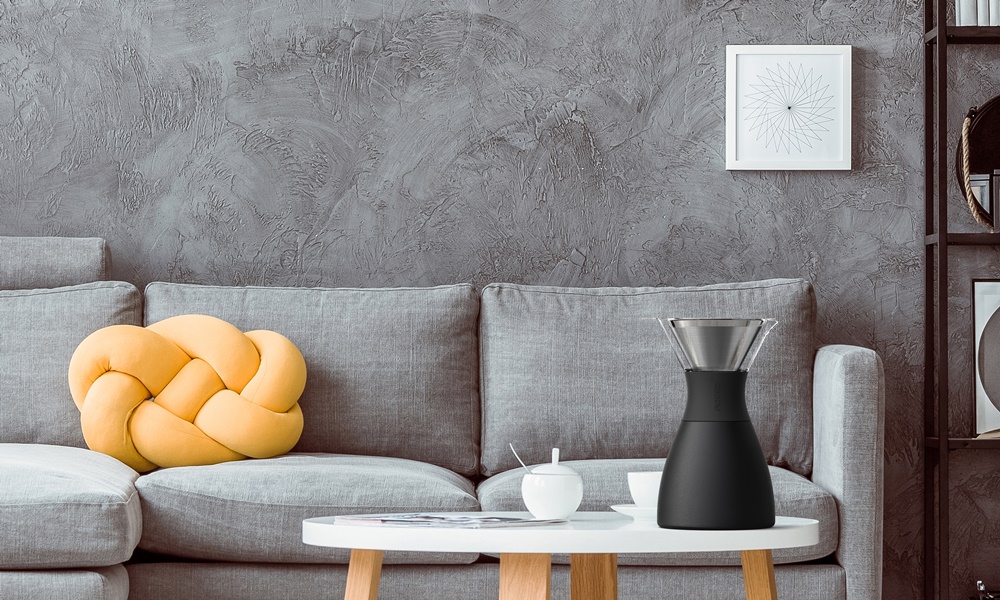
[{"left": 0, "top": 1, "right": 938, "bottom": 597}]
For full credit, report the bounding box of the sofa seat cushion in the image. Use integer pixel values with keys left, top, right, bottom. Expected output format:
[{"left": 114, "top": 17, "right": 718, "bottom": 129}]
[
  {"left": 0, "top": 565, "right": 129, "bottom": 600},
  {"left": 136, "top": 453, "right": 481, "bottom": 564},
  {"left": 0, "top": 444, "right": 141, "bottom": 568},
  {"left": 477, "top": 458, "right": 838, "bottom": 565},
  {"left": 124, "top": 562, "right": 847, "bottom": 600}
]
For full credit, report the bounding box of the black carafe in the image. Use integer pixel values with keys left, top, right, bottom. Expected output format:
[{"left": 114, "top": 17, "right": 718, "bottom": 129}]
[{"left": 655, "top": 318, "right": 777, "bottom": 530}]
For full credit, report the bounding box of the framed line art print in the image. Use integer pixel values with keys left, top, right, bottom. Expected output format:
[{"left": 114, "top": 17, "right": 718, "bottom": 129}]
[
  {"left": 974, "top": 279, "right": 1000, "bottom": 435},
  {"left": 726, "top": 45, "right": 852, "bottom": 170}
]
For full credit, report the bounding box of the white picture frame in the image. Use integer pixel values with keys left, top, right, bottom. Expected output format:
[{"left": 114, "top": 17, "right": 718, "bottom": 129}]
[
  {"left": 974, "top": 279, "right": 1000, "bottom": 435},
  {"left": 726, "top": 45, "right": 852, "bottom": 171}
]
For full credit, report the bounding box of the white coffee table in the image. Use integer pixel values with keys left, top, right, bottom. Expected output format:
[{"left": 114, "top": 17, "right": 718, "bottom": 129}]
[{"left": 302, "top": 512, "right": 819, "bottom": 600}]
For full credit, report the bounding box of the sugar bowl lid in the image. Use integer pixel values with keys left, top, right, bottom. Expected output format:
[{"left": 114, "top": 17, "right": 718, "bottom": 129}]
[{"left": 530, "top": 448, "right": 580, "bottom": 476}]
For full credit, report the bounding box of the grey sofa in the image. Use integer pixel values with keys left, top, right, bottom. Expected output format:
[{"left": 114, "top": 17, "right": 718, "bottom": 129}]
[{"left": 0, "top": 236, "right": 884, "bottom": 600}]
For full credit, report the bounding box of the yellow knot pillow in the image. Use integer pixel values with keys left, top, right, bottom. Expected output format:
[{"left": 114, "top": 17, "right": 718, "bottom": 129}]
[{"left": 68, "top": 314, "right": 307, "bottom": 473}]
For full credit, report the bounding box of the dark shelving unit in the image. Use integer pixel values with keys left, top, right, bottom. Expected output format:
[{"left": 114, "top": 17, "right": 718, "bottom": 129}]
[{"left": 923, "top": 6, "right": 1000, "bottom": 600}]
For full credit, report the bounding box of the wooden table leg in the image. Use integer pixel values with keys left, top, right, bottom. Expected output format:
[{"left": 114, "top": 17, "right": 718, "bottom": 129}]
[
  {"left": 499, "top": 553, "right": 551, "bottom": 600},
  {"left": 570, "top": 553, "right": 617, "bottom": 600},
  {"left": 741, "top": 549, "right": 778, "bottom": 600},
  {"left": 345, "top": 549, "right": 383, "bottom": 600}
]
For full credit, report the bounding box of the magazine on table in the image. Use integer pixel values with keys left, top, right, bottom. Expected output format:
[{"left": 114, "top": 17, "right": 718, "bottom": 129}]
[{"left": 333, "top": 513, "right": 567, "bottom": 528}]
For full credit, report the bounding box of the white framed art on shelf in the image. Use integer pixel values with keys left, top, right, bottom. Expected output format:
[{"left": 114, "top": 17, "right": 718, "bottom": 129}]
[
  {"left": 974, "top": 279, "right": 1000, "bottom": 435},
  {"left": 726, "top": 45, "right": 852, "bottom": 171}
]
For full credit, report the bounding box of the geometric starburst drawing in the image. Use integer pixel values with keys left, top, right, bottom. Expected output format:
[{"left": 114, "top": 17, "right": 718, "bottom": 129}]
[
  {"left": 743, "top": 62, "right": 836, "bottom": 155},
  {"left": 726, "top": 45, "right": 851, "bottom": 170}
]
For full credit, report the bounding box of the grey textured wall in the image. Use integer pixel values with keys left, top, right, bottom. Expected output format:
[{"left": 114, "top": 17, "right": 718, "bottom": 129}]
[{"left": 0, "top": 1, "right": 928, "bottom": 598}]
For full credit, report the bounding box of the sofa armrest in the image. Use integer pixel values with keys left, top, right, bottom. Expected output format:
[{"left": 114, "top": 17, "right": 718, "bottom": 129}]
[{"left": 812, "top": 344, "right": 884, "bottom": 600}]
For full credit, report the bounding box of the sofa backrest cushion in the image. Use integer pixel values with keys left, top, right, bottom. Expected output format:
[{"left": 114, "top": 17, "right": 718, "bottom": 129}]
[
  {"left": 144, "top": 283, "right": 481, "bottom": 476},
  {"left": 0, "top": 237, "right": 110, "bottom": 289},
  {"left": 479, "top": 279, "right": 816, "bottom": 477},
  {"left": 0, "top": 282, "right": 143, "bottom": 446}
]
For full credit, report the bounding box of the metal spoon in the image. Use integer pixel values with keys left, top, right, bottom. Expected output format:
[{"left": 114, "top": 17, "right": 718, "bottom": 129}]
[{"left": 509, "top": 443, "right": 532, "bottom": 474}]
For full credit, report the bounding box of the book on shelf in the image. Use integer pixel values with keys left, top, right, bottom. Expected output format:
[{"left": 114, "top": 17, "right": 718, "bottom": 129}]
[
  {"left": 333, "top": 513, "right": 567, "bottom": 528},
  {"left": 960, "top": 0, "right": 979, "bottom": 25},
  {"left": 958, "top": 0, "right": 1000, "bottom": 25},
  {"left": 976, "top": 428, "right": 1000, "bottom": 439}
]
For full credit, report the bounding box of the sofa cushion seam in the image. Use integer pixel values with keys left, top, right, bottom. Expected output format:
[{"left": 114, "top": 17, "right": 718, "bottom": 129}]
[
  {"left": 137, "top": 483, "right": 478, "bottom": 508},
  {"left": 482, "top": 280, "right": 806, "bottom": 298},
  {"left": 0, "top": 282, "right": 136, "bottom": 298},
  {"left": 145, "top": 283, "right": 474, "bottom": 294},
  {"left": 0, "top": 488, "right": 139, "bottom": 507}
]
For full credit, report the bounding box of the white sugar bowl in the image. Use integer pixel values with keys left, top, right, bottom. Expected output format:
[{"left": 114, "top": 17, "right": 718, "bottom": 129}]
[{"left": 521, "top": 448, "right": 584, "bottom": 520}]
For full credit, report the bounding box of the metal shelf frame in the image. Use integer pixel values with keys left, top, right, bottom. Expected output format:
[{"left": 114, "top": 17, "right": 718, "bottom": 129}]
[{"left": 923, "top": 5, "right": 1000, "bottom": 600}]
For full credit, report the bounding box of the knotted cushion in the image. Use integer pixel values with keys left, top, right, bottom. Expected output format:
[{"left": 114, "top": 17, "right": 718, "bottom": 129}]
[{"left": 68, "top": 314, "right": 306, "bottom": 473}]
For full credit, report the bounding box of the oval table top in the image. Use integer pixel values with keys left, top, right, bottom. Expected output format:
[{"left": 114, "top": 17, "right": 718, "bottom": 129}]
[{"left": 303, "top": 512, "right": 819, "bottom": 555}]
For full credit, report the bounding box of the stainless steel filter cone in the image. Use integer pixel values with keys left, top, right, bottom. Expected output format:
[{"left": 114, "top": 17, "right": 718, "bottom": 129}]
[{"left": 658, "top": 318, "right": 777, "bottom": 372}]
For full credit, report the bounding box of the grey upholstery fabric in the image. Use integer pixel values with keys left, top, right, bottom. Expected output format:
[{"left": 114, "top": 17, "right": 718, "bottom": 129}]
[
  {"left": 0, "top": 444, "right": 141, "bottom": 568},
  {"left": 143, "top": 283, "right": 481, "bottom": 475},
  {"left": 611, "top": 564, "right": 844, "bottom": 600},
  {"left": 0, "top": 282, "right": 142, "bottom": 446},
  {"left": 127, "top": 563, "right": 500, "bottom": 600},
  {"left": 479, "top": 279, "right": 816, "bottom": 476},
  {"left": 125, "top": 562, "right": 845, "bottom": 600},
  {"left": 0, "top": 565, "right": 128, "bottom": 600},
  {"left": 813, "top": 345, "right": 884, "bottom": 600},
  {"left": 477, "top": 458, "right": 838, "bottom": 565},
  {"left": 136, "top": 453, "right": 480, "bottom": 564},
  {"left": 0, "top": 236, "right": 109, "bottom": 289}
]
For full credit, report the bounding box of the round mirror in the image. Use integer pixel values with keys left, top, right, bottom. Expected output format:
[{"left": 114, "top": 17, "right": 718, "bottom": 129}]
[{"left": 956, "top": 95, "right": 1000, "bottom": 231}]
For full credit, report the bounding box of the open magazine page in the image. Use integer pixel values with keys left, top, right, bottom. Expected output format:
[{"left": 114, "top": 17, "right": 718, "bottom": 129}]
[{"left": 332, "top": 513, "right": 567, "bottom": 528}]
